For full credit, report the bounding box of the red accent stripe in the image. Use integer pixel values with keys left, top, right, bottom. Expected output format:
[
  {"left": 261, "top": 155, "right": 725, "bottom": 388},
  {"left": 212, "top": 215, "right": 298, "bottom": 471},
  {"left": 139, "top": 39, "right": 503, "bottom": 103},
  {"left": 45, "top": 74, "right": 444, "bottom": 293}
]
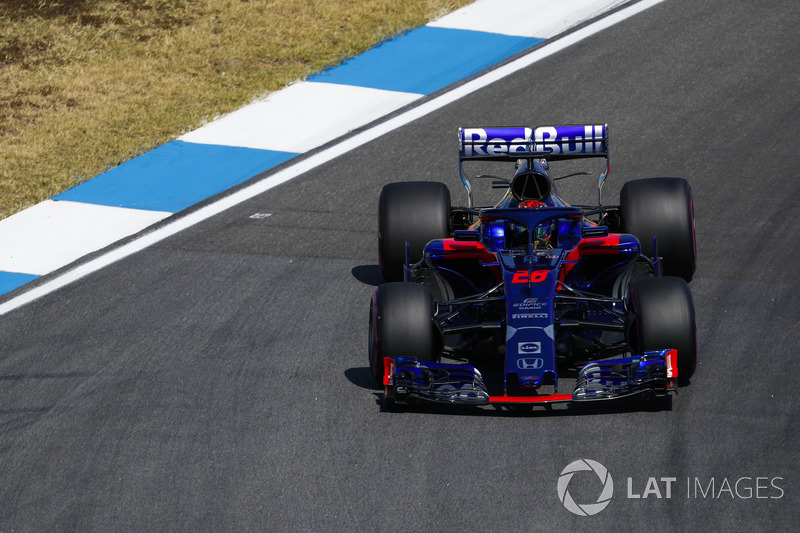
[
  {"left": 666, "top": 348, "right": 678, "bottom": 379},
  {"left": 561, "top": 234, "right": 625, "bottom": 281},
  {"left": 488, "top": 394, "right": 573, "bottom": 404},
  {"left": 383, "top": 357, "right": 395, "bottom": 386},
  {"left": 441, "top": 238, "right": 495, "bottom": 260},
  {"left": 577, "top": 235, "right": 623, "bottom": 255},
  {"left": 440, "top": 238, "right": 501, "bottom": 282}
]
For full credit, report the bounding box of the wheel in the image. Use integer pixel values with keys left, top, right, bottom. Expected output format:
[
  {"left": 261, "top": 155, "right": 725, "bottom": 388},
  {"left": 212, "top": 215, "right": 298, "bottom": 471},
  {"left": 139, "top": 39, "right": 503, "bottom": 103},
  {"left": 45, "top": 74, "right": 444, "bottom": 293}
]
[
  {"left": 368, "top": 282, "right": 439, "bottom": 386},
  {"left": 417, "top": 269, "right": 455, "bottom": 303},
  {"left": 627, "top": 276, "right": 697, "bottom": 381},
  {"left": 620, "top": 177, "right": 696, "bottom": 281},
  {"left": 378, "top": 181, "right": 451, "bottom": 282}
]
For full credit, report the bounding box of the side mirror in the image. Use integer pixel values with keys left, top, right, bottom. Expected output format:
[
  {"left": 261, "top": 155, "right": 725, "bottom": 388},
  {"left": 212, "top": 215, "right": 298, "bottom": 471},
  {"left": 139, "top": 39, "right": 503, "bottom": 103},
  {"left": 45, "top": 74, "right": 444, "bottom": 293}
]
[{"left": 453, "top": 230, "right": 481, "bottom": 242}]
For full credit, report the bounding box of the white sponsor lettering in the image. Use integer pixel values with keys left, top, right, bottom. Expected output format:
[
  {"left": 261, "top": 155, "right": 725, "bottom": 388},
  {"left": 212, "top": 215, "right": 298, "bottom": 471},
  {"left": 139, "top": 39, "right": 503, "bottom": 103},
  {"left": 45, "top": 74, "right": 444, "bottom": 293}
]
[
  {"left": 511, "top": 313, "right": 548, "bottom": 320},
  {"left": 518, "top": 341, "right": 541, "bottom": 354},
  {"left": 533, "top": 125, "right": 605, "bottom": 155},
  {"left": 534, "top": 126, "right": 559, "bottom": 154},
  {"left": 513, "top": 298, "right": 547, "bottom": 310},
  {"left": 464, "top": 128, "right": 487, "bottom": 157},
  {"left": 461, "top": 128, "right": 530, "bottom": 157}
]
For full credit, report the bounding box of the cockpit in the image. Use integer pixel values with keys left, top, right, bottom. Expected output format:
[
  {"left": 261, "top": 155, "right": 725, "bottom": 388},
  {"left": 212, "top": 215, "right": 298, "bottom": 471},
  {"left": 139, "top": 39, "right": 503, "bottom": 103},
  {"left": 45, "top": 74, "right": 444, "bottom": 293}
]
[{"left": 479, "top": 209, "right": 584, "bottom": 253}]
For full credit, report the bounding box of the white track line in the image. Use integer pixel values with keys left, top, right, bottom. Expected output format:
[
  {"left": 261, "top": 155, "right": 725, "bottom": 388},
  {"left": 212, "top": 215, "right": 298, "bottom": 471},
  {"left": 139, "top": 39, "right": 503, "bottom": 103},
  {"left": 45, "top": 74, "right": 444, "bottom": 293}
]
[{"left": 0, "top": 0, "right": 664, "bottom": 316}]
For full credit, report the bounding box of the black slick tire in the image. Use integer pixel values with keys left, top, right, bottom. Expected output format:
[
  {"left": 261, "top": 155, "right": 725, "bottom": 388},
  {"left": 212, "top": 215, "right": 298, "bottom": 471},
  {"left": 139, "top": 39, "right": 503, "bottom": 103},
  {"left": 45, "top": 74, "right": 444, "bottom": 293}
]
[
  {"left": 627, "top": 276, "right": 697, "bottom": 382},
  {"left": 368, "top": 282, "right": 439, "bottom": 386},
  {"left": 378, "top": 181, "right": 450, "bottom": 282},
  {"left": 620, "top": 177, "right": 696, "bottom": 281}
]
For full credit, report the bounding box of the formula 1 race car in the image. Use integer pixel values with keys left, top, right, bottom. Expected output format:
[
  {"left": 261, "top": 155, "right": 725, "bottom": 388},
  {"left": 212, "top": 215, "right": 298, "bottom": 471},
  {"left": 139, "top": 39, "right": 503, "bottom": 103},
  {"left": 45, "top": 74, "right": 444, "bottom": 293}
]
[{"left": 368, "top": 124, "right": 697, "bottom": 408}]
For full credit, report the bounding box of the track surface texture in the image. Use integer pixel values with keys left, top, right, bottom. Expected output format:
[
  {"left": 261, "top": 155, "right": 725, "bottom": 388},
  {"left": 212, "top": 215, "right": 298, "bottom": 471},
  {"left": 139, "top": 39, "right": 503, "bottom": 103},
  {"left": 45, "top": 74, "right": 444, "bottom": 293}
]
[{"left": 1, "top": 0, "right": 798, "bottom": 530}]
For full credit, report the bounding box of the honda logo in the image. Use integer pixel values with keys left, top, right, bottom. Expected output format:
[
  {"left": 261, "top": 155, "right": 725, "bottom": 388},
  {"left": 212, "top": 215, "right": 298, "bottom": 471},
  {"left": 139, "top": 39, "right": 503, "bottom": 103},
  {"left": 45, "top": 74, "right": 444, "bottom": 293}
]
[{"left": 517, "top": 357, "right": 544, "bottom": 370}]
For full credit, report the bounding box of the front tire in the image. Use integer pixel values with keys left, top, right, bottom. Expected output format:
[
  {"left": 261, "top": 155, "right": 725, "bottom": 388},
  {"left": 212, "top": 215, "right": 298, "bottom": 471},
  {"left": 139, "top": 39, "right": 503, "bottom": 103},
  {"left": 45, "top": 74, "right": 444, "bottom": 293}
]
[
  {"left": 368, "top": 282, "right": 439, "bottom": 386},
  {"left": 378, "top": 181, "right": 451, "bottom": 282},
  {"left": 620, "top": 177, "right": 696, "bottom": 281},
  {"left": 627, "top": 276, "right": 697, "bottom": 381}
]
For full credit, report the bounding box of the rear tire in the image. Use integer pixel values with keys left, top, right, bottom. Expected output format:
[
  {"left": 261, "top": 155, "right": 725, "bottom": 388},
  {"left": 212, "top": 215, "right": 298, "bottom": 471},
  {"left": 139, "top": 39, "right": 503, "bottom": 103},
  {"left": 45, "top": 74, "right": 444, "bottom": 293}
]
[
  {"left": 627, "top": 276, "right": 697, "bottom": 381},
  {"left": 620, "top": 177, "right": 696, "bottom": 281},
  {"left": 378, "top": 181, "right": 451, "bottom": 282},
  {"left": 368, "top": 282, "right": 439, "bottom": 386}
]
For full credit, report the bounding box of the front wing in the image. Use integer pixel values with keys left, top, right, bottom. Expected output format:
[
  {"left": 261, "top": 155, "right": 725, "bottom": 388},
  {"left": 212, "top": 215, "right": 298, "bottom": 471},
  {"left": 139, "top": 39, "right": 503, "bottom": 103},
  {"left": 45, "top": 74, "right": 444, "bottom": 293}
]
[{"left": 382, "top": 349, "right": 678, "bottom": 406}]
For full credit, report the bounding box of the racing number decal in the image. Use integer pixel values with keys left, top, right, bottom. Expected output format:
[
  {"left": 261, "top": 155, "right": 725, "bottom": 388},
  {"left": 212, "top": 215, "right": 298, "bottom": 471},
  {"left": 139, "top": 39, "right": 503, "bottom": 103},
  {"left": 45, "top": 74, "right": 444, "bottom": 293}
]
[{"left": 512, "top": 270, "right": 549, "bottom": 283}]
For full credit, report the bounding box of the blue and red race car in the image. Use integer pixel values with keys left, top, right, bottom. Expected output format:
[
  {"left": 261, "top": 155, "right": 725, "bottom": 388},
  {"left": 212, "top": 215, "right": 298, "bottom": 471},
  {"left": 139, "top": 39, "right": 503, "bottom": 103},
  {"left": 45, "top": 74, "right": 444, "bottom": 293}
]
[{"left": 369, "top": 124, "right": 696, "bottom": 408}]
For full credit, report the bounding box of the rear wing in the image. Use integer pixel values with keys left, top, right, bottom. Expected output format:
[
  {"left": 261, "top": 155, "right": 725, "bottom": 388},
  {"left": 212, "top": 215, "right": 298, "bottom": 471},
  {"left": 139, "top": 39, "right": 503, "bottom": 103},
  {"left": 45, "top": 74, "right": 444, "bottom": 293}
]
[
  {"left": 458, "top": 125, "right": 608, "bottom": 161},
  {"left": 457, "top": 124, "right": 610, "bottom": 207}
]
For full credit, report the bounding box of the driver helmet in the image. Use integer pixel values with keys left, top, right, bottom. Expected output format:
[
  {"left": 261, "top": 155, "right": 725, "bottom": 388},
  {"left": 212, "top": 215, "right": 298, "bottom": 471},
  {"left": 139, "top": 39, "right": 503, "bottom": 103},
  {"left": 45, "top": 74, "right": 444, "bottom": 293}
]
[{"left": 519, "top": 200, "right": 552, "bottom": 246}]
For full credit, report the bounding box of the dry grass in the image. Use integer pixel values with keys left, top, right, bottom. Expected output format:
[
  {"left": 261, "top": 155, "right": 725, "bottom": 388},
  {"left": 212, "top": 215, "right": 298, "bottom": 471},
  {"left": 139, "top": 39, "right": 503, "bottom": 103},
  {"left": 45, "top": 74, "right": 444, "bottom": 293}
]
[{"left": 0, "top": 0, "right": 474, "bottom": 219}]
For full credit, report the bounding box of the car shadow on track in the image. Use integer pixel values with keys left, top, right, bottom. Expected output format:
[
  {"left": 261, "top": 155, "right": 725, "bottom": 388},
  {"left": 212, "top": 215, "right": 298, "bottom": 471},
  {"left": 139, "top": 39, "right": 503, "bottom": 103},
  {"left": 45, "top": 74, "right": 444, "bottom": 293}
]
[
  {"left": 343, "top": 365, "right": 673, "bottom": 418},
  {"left": 351, "top": 265, "right": 382, "bottom": 286},
  {"left": 344, "top": 366, "right": 380, "bottom": 391}
]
